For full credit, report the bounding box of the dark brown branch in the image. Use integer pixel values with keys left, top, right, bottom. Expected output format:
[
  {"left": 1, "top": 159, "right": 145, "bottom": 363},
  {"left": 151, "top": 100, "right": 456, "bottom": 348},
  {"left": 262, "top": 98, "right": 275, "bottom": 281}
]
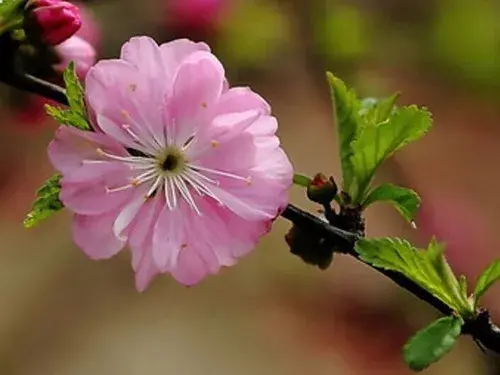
[
  {"left": 1, "top": 73, "right": 68, "bottom": 104},
  {"left": 281, "top": 204, "right": 500, "bottom": 354}
]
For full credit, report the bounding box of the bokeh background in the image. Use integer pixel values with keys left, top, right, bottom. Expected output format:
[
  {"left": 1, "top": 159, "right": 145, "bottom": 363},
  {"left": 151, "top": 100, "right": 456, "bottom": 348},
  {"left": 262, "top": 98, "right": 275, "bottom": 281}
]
[{"left": 1, "top": 0, "right": 500, "bottom": 373}]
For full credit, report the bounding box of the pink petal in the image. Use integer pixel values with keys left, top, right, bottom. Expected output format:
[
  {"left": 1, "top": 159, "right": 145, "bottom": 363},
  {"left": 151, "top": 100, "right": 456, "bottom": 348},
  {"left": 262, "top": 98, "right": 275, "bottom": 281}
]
[
  {"left": 208, "top": 183, "right": 277, "bottom": 221},
  {"left": 171, "top": 249, "right": 209, "bottom": 286},
  {"left": 159, "top": 38, "right": 210, "bottom": 89},
  {"left": 62, "top": 161, "right": 129, "bottom": 183},
  {"left": 113, "top": 189, "right": 148, "bottom": 239},
  {"left": 215, "top": 87, "right": 271, "bottom": 117},
  {"left": 128, "top": 195, "right": 163, "bottom": 270},
  {"left": 152, "top": 201, "right": 186, "bottom": 270},
  {"left": 252, "top": 140, "right": 294, "bottom": 182},
  {"left": 73, "top": 211, "right": 126, "bottom": 259},
  {"left": 246, "top": 115, "right": 278, "bottom": 137},
  {"left": 95, "top": 114, "right": 148, "bottom": 152},
  {"left": 134, "top": 250, "right": 160, "bottom": 292},
  {"left": 169, "top": 51, "right": 225, "bottom": 143},
  {"left": 48, "top": 125, "right": 126, "bottom": 174},
  {"left": 86, "top": 60, "right": 165, "bottom": 148},
  {"left": 186, "top": 110, "right": 261, "bottom": 160},
  {"left": 60, "top": 163, "right": 133, "bottom": 215},
  {"left": 169, "top": 197, "right": 272, "bottom": 286},
  {"left": 120, "top": 36, "right": 165, "bottom": 82}
]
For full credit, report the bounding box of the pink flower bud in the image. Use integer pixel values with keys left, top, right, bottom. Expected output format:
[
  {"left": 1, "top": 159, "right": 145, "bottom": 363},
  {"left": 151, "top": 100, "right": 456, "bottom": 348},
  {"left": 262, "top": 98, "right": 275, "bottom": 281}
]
[
  {"left": 31, "top": 0, "right": 82, "bottom": 45},
  {"left": 54, "top": 36, "right": 96, "bottom": 78}
]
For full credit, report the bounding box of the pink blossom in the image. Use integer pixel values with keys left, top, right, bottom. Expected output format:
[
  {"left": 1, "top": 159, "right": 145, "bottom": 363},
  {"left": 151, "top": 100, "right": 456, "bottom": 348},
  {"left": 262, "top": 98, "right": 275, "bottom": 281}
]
[
  {"left": 48, "top": 36, "right": 293, "bottom": 290},
  {"left": 54, "top": 35, "right": 96, "bottom": 78},
  {"left": 166, "top": 0, "right": 227, "bottom": 33},
  {"left": 73, "top": 1, "right": 101, "bottom": 49},
  {"left": 31, "top": 0, "right": 81, "bottom": 45}
]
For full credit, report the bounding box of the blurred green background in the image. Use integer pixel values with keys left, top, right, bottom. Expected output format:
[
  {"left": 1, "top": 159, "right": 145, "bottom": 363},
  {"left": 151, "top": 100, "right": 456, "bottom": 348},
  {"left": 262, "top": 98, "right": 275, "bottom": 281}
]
[{"left": 1, "top": 0, "right": 500, "bottom": 374}]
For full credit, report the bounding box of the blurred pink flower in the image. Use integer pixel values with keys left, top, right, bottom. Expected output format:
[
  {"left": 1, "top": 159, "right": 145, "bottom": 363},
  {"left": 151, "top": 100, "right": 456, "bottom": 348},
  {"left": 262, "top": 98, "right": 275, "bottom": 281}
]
[
  {"left": 72, "top": 1, "right": 101, "bottom": 49},
  {"left": 54, "top": 35, "right": 96, "bottom": 78},
  {"left": 31, "top": 0, "right": 81, "bottom": 45},
  {"left": 417, "top": 195, "right": 492, "bottom": 280},
  {"left": 48, "top": 36, "right": 293, "bottom": 290},
  {"left": 166, "top": 0, "right": 226, "bottom": 33}
]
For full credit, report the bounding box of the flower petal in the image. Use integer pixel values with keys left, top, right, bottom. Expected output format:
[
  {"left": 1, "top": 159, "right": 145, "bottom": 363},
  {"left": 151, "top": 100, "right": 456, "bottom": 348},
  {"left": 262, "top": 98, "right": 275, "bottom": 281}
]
[
  {"left": 120, "top": 36, "right": 165, "bottom": 81},
  {"left": 134, "top": 250, "right": 160, "bottom": 292},
  {"left": 128, "top": 195, "right": 163, "bottom": 270},
  {"left": 159, "top": 38, "right": 210, "bottom": 89},
  {"left": 186, "top": 110, "right": 261, "bottom": 160},
  {"left": 113, "top": 189, "right": 147, "bottom": 239},
  {"left": 215, "top": 87, "right": 271, "bottom": 117},
  {"left": 86, "top": 60, "right": 165, "bottom": 150},
  {"left": 60, "top": 163, "right": 133, "bottom": 215},
  {"left": 152, "top": 200, "right": 187, "bottom": 270},
  {"left": 169, "top": 51, "right": 225, "bottom": 143},
  {"left": 171, "top": 249, "right": 209, "bottom": 286},
  {"left": 48, "top": 125, "right": 126, "bottom": 174},
  {"left": 73, "top": 211, "right": 126, "bottom": 259}
]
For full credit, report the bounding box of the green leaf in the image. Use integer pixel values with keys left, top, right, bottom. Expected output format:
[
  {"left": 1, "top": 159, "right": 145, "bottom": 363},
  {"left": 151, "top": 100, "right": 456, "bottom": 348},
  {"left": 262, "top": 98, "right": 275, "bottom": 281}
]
[
  {"left": 359, "top": 93, "right": 400, "bottom": 124},
  {"left": 403, "top": 316, "right": 462, "bottom": 372},
  {"left": 458, "top": 275, "right": 468, "bottom": 299},
  {"left": 0, "top": 0, "right": 22, "bottom": 22},
  {"left": 362, "top": 183, "right": 421, "bottom": 223},
  {"left": 473, "top": 259, "right": 500, "bottom": 304},
  {"left": 45, "top": 105, "right": 90, "bottom": 130},
  {"left": 355, "top": 237, "right": 473, "bottom": 316},
  {"left": 24, "top": 175, "right": 64, "bottom": 228},
  {"left": 349, "top": 106, "right": 432, "bottom": 202},
  {"left": 63, "top": 62, "right": 86, "bottom": 116},
  {"left": 46, "top": 62, "right": 92, "bottom": 130},
  {"left": 327, "top": 72, "right": 362, "bottom": 194},
  {"left": 293, "top": 174, "right": 312, "bottom": 187}
]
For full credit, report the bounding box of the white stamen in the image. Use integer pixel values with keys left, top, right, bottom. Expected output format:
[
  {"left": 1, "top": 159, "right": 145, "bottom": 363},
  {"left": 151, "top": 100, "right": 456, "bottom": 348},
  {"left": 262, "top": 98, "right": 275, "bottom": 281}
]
[
  {"left": 130, "top": 163, "right": 157, "bottom": 170},
  {"left": 82, "top": 159, "right": 108, "bottom": 165},
  {"left": 165, "top": 178, "right": 173, "bottom": 210},
  {"left": 189, "top": 164, "right": 249, "bottom": 181},
  {"left": 183, "top": 171, "right": 224, "bottom": 206},
  {"left": 106, "top": 184, "right": 133, "bottom": 193},
  {"left": 146, "top": 175, "right": 163, "bottom": 197},
  {"left": 167, "top": 177, "right": 178, "bottom": 209},
  {"left": 133, "top": 168, "right": 157, "bottom": 184},
  {"left": 94, "top": 137, "right": 245, "bottom": 216},
  {"left": 97, "top": 148, "right": 152, "bottom": 164},
  {"left": 173, "top": 175, "right": 201, "bottom": 215},
  {"left": 186, "top": 167, "right": 220, "bottom": 185}
]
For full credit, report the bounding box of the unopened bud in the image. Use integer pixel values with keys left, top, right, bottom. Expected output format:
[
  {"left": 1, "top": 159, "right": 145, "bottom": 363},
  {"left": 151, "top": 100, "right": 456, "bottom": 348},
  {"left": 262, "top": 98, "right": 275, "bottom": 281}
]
[
  {"left": 307, "top": 173, "right": 338, "bottom": 205},
  {"left": 28, "top": 0, "right": 81, "bottom": 45}
]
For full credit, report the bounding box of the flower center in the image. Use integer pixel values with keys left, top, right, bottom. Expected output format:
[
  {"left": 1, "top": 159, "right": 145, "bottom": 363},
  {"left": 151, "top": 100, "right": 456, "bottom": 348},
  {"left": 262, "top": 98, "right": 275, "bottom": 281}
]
[
  {"left": 158, "top": 148, "right": 185, "bottom": 174},
  {"left": 162, "top": 153, "right": 179, "bottom": 171}
]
